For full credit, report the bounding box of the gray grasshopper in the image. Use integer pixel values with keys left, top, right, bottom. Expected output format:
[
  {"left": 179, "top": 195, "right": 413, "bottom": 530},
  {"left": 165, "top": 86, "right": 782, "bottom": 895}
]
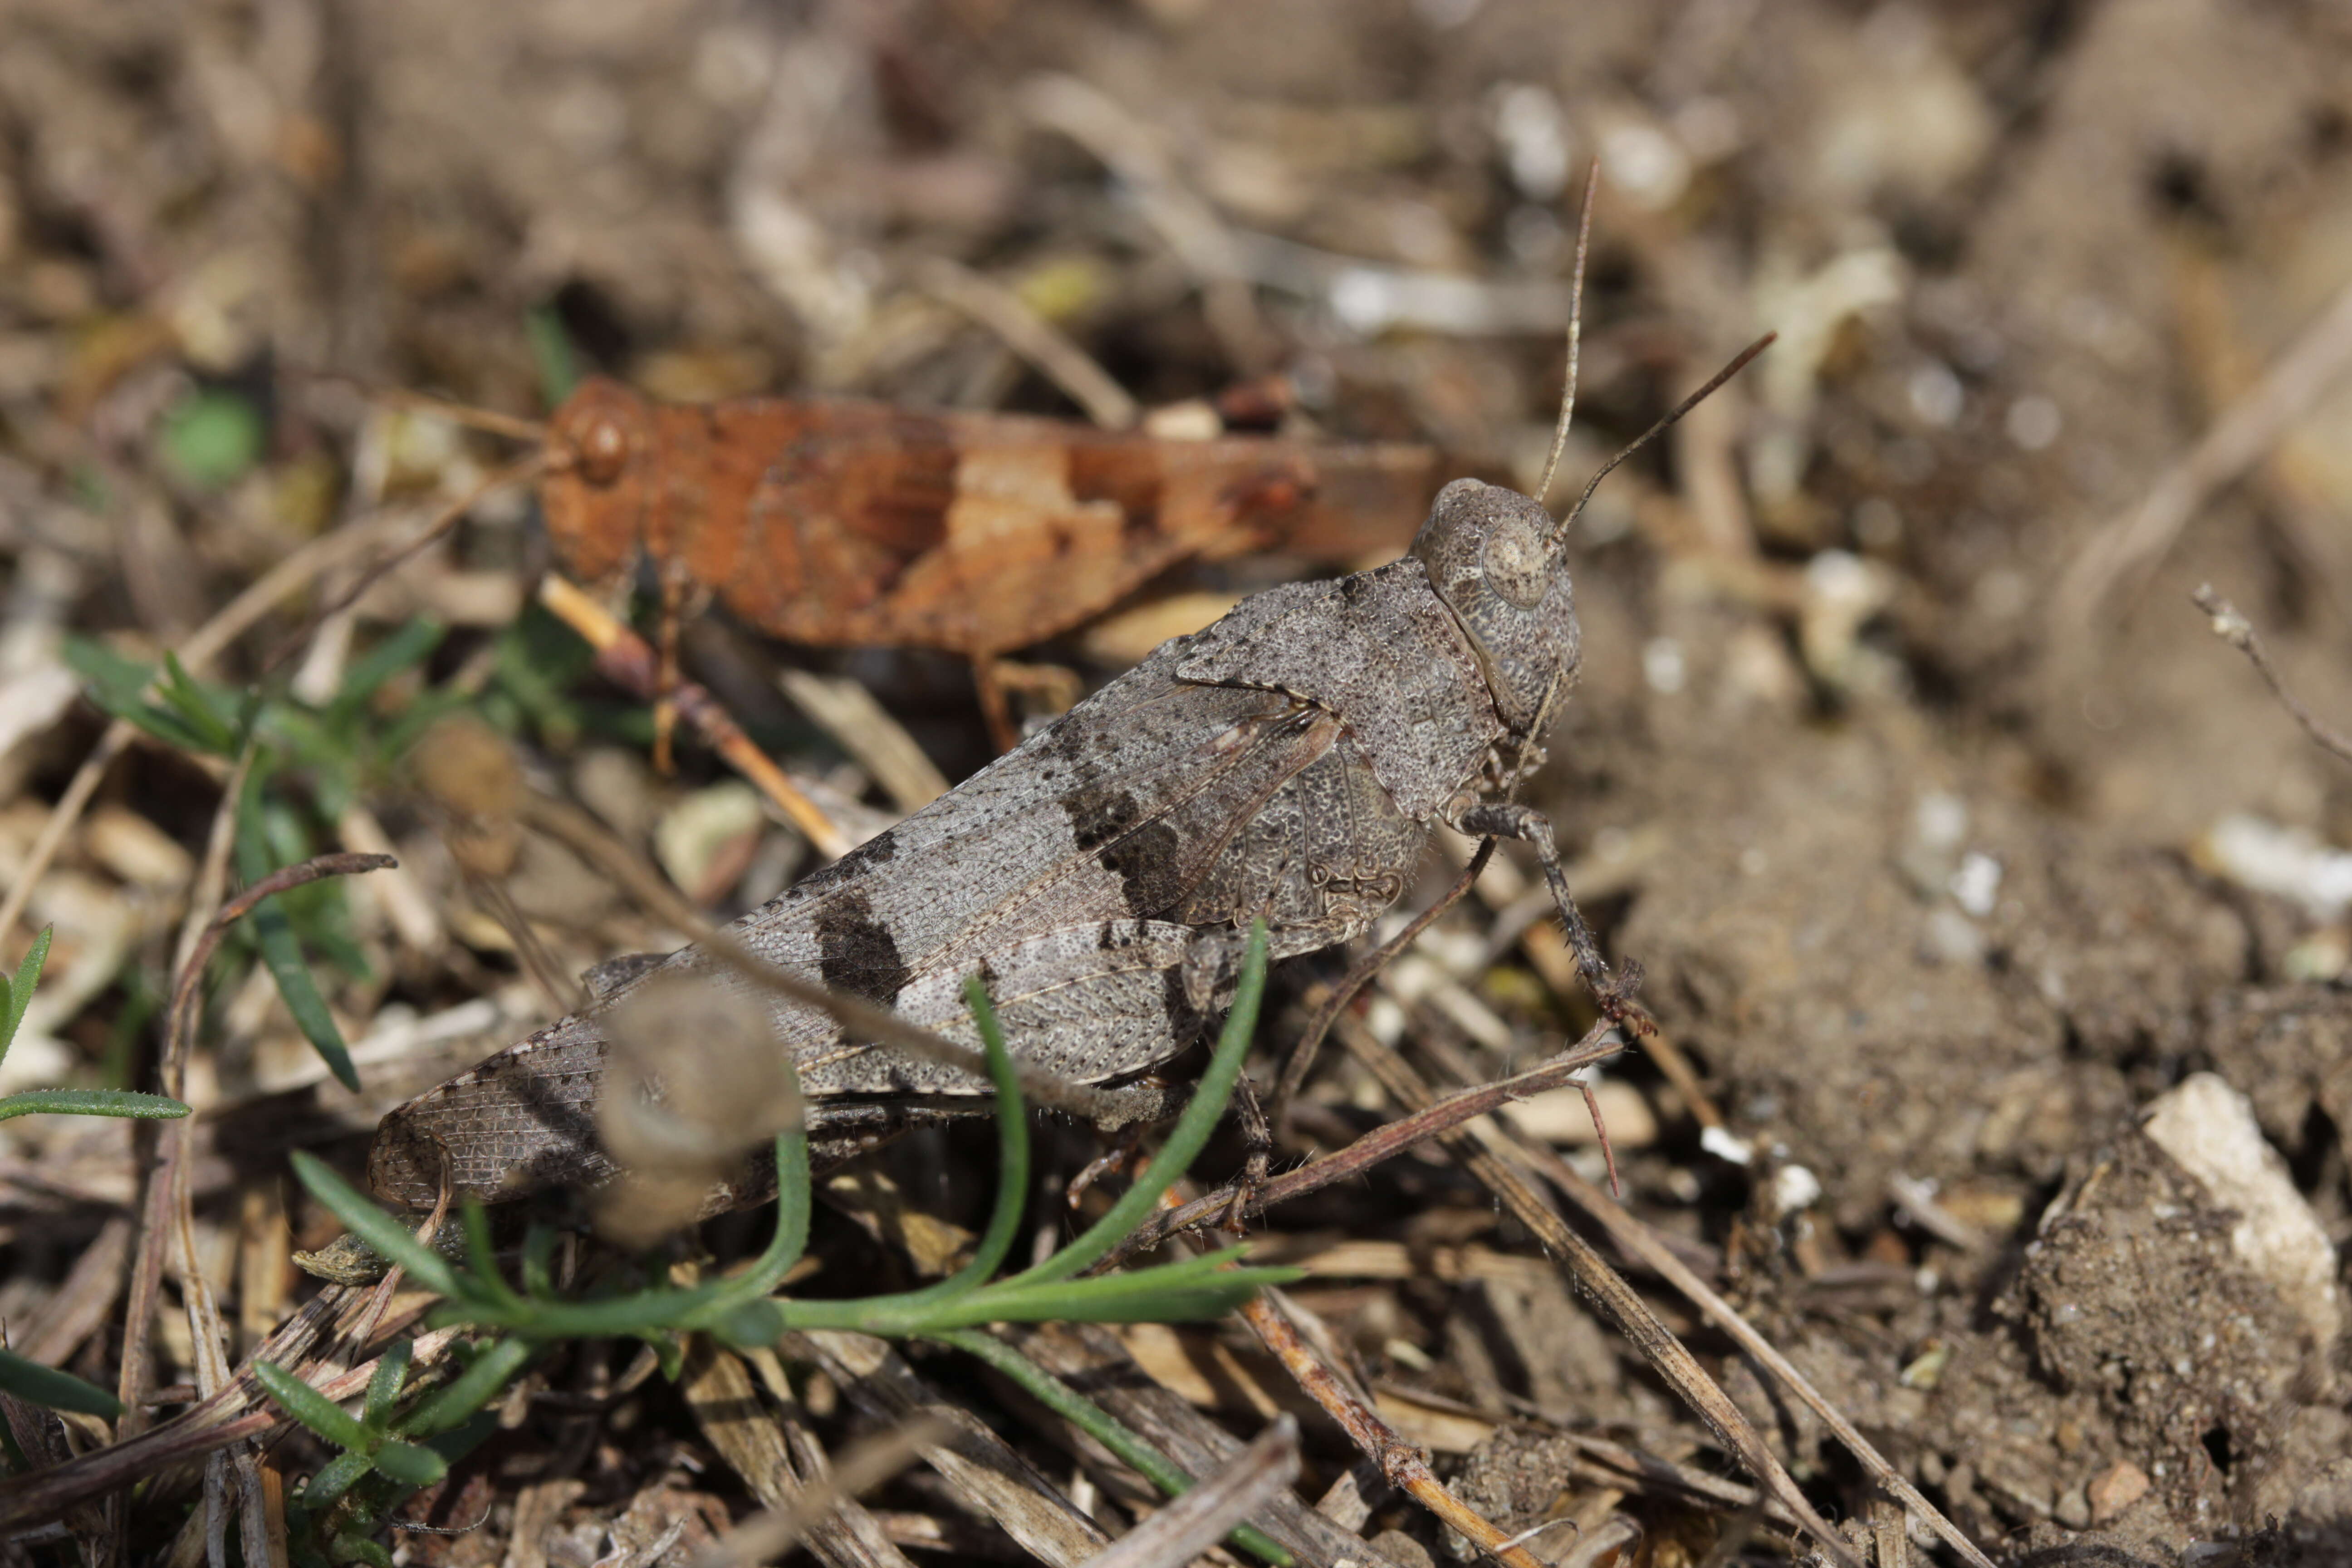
[{"left": 368, "top": 339, "right": 1773, "bottom": 1214}]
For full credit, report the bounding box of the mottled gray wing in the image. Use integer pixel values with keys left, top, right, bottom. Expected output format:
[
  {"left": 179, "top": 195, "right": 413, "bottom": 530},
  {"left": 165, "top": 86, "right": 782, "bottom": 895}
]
[{"left": 1173, "top": 559, "right": 1498, "bottom": 821}]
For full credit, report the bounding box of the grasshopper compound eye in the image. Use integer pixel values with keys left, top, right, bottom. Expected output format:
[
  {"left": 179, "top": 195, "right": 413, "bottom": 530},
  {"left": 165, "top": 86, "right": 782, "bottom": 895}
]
[
  {"left": 1480, "top": 503, "right": 1555, "bottom": 610},
  {"left": 578, "top": 415, "right": 630, "bottom": 485}
]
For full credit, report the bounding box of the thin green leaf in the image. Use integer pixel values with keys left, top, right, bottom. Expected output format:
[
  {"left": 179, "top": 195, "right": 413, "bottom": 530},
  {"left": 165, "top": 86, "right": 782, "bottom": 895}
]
[
  {"left": 896, "top": 1264, "right": 1300, "bottom": 1331},
  {"left": 364, "top": 1340, "right": 412, "bottom": 1429},
  {"left": 255, "top": 1360, "right": 372, "bottom": 1452},
  {"left": 525, "top": 303, "right": 581, "bottom": 406},
  {"left": 1010, "top": 921, "right": 1269, "bottom": 1287},
  {"left": 237, "top": 778, "right": 361, "bottom": 1092},
  {"left": 519, "top": 1225, "right": 560, "bottom": 1300},
  {"left": 60, "top": 635, "right": 159, "bottom": 700},
  {"left": 298, "top": 1449, "right": 377, "bottom": 1515},
  {"left": 368, "top": 1440, "right": 446, "bottom": 1488},
  {"left": 1, "top": 926, "right": 52, "bottom": 1064},
  {"left": 78, "top": 684, "right": 216, "bottom": 755},
  {"left": 158, "top": 653, "right": 241, "bottom": 754},
  {"left": 288, "top": 1152, "right": 461, "bottom": 1297},
  {"left": 398, "top": 1337, "right": 535, "bottom": 1440},
  {"left": 327, "top": 1530, "right": 393, "bottom": 1568},
  {"left": 730, "top": 1123, "right": 811, "bottom": 1302},
  {"left": 898, "top": 977, "right": 1028, "bottom": 1302},
  {"left": 458, "top": 1202, "right": 524, "bottom": 1312},
  {"left": 0, "top": 1346, "right": 124, "bottom": 1418},
  {"left": 331, "top": 620, "right": 446, "bottom": 719},
  {"left": 0, "top": 1088, "right": 191, "bottom": 1124}
]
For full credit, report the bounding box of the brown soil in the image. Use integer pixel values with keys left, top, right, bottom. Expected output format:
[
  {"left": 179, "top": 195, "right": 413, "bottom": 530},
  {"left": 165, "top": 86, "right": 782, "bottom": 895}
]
[{"left": 4, "top": 1, "right": 2352, "bottom": 1564}]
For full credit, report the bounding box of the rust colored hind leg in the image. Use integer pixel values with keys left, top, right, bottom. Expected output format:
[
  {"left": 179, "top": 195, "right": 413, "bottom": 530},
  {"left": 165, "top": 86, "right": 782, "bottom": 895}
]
[
  {"left": 652, "top": 566, "right": 687, "bottom": 774},
  {"left": 971, "top": 653, "right": 1019, "bottom": 754}
]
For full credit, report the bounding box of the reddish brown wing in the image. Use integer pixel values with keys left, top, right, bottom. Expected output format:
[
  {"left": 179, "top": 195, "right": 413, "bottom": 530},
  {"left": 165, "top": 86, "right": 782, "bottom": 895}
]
[
  {"left": 540, "top": 382, "right": 1441, "bottom": 659},
  {"left": 710, "top": 399, "right": 1439, "bottom": 656}
]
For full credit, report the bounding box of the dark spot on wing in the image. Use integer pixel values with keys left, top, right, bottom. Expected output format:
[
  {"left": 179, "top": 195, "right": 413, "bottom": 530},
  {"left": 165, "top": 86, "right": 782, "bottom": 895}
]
[
  {"left": 813, "top": 888, "right": 909, "bottom": 1004},
  {"left": 1066, "top": 784, "right": 1143, "bottom": 852},
  {"left": 1340, "top": 572, "right": 1372, "bottom": 607},
  {"left": 789, "top": 826, "right": 899, "bottom": 904},
  {"left": 1096, "top": 817, "right": 1187, "bottom": 915},
  {"left": 836, "top": 829, "right": 898, "bottom": 872}
]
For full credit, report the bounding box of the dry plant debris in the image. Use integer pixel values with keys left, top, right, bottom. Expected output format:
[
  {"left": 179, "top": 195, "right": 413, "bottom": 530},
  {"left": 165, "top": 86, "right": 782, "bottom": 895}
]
[{"left": 5, "top": 3, "right": 2352, "bottom": 1566}]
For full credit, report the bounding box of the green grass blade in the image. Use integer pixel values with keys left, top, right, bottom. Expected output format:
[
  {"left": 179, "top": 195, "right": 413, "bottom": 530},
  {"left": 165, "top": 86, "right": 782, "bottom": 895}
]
[
  {"left": 255, "top": 1360, "right": 372, "bottom": 1451},
  {"left": 288, "top": 1152, "right": 462, "bottom": 1298},
  {"left": 398, "top": 1337, "right": 536, "bottom": 1440},
  {"left": 298, "top": 1449, "right": 377, "bottom": 1514},
  {"left": 0, "top": 1088, "right": 191, "bottom": 1124},
  {"left": 330, "top": 620, "right": 446, "bottom": 719},
  {"left": 364, "top": 1340, "right": 412, "bottom": 1428},
  {"left": 158, "top": 653, "right": 241, "bottom": 755},
  {"left": 893, "top": 977, "right": 1029, "bottom": 1305},
  {"left": 1007, "top": 921, "right": 1268, "bottom": 1288},
  {"left": 0, "top": 1346, "right": 124, "bottom": 1419},
  {"left": 525, "top": 303, "right": 581, "bottom": 406},
  {"left": 900, "top": 1261, "right": 1302, "bottom": 1331},
  {"left": 456, "top": 1202, "right": 523, "bottom": 1310},
  {"left": 237, "top": 779, "right": 361, "bottom": 1092},
  {"left": 368, "top": 1440, "right": 447, "bottom": 1488},
  {"left": 1, "top": 927, "right": 54, "bottom": 1065},
  {"left": 728, "top": 1121, "right": 811, "bottom": 1302}
]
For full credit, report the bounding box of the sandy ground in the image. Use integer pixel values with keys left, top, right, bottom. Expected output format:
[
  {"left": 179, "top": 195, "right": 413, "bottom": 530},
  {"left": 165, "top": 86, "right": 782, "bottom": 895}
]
[{"left": 5, "top": 1, "right": 2352, "bottom": 1563}]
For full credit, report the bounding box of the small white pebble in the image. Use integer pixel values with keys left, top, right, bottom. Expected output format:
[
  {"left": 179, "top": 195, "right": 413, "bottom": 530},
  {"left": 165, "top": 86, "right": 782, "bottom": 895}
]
[
  {"left": 1642, "top": 637, "right": 1687, "bottom": 695},
  {"left": 1772, "top": 1163, "right": 1823, "bottom": 1214},
  {"left": 1908, "top": 361, "right": 1965, "bottom": 427},
  {"left": 1601, "top": 121, "right": 1690, "bottom": 209},
  {"left": 1914, "top": 791, "right": 1969, "bottom": 853},
  {"left": 2006, "top": 394, "right": 2062, "bottom": 451},
  {"left": 1700, "top": 1125, "right": 1754, "bottom": 1165},
  {"left": 1950, "top": 852, "right": 2003, "bottom": 917}
]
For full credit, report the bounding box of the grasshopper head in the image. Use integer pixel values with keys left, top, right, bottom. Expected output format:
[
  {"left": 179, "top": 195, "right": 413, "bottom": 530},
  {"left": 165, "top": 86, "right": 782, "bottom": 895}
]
[
  {"left": 541, "top": 377, "right": 655, "bottom": 583},
  {"left": 1411, "top": 478, "right": 1580, "bottom": 740}
]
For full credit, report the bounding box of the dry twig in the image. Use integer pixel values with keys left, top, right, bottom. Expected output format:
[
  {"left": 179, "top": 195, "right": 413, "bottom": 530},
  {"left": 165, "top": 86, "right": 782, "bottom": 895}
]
[
  {"left": 1331, "top": 1011, "right": 1866, "bottom": 1568},
  {"left": 1082, "top": 1415, "right": 1299, "bottom": 1568},
  {"left": 2057, "top": 271, "right": 2352, "bottom": 630},
  {"left": 1241, "top": 1289, "right": 1544, "bottom": 1568},
  {"left": 2190, "top": 583, "right": 2352, "bottom": 767},
  {"left": 1103, "top": 1021, "right": 1621, "bottom": 1267}
]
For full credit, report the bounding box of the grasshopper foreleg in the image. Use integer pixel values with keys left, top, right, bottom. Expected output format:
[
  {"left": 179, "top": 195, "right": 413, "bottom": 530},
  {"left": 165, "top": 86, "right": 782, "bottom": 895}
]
[{"left": 1450, "top": 800, "right": 1652, "bottom": 1034}]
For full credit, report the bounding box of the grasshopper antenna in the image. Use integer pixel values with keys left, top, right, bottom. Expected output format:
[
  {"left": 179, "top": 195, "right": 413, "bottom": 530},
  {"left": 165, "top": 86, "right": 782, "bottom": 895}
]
[
  {"left": 292, "top": 368, "right": 551, "bottom": 442},
  {"left": 1535, "top": 159, "right": 1602, "bottom": 510},
  {"left": 259, "top": 450, "right": 547, "bottom": 675},
  {"left": 1550, "top": 330, "right": 1777, "bottom": 549}
]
